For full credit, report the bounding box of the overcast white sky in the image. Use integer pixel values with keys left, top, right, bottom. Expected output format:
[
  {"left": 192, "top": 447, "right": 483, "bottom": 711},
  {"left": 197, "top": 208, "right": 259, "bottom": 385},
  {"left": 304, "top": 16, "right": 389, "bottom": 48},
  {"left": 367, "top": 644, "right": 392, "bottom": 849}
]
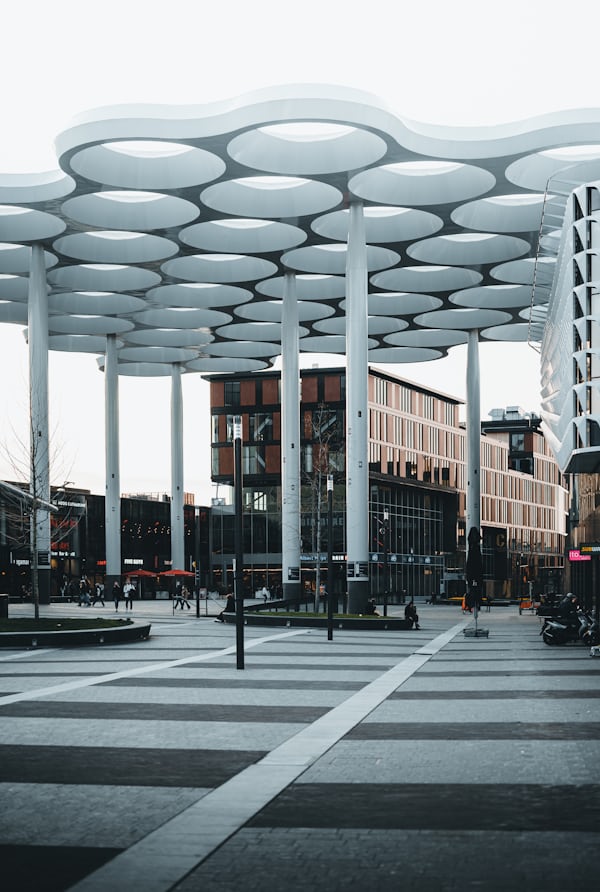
[{"left": 0, "top": 0, "right": 597, "bottom": 503}]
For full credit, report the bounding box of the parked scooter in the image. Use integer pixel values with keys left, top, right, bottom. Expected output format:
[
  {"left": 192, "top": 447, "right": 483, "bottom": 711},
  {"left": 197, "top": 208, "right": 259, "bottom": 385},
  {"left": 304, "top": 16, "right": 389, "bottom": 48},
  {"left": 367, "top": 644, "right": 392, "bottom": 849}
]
[
  {"left": 579, "top": 610, "right": 600, "bottom": 646},
  {"left": 541, "top": 602, "right": 599, "bottom": 646}
]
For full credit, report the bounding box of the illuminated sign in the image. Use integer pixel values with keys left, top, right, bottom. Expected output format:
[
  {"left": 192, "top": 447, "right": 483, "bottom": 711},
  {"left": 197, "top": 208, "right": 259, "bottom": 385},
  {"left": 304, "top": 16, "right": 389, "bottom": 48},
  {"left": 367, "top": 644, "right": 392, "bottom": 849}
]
[{"left": 569, "top": 549, "right": 592, "bottom": 561}]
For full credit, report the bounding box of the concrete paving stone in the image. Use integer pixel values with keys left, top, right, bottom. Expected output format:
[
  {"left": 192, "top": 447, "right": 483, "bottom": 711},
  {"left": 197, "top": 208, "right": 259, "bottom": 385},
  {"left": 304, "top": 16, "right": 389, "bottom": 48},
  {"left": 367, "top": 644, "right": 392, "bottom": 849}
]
[
  {"left": 362, "top": 697, "right": 600, "bottom": 723},
  {"left": 391, "top": 688, "right": 600, "bottom": 698},
  {"left": 1, "top": 608, "right": 598, "bottom": 891},
  {"left": 0, "top": 701, "right": 330, "bottom": 723},
  {"left": 3, "top": 845, "right": 120, "bottom": 892},
  {"left": 0, "top": 744, "right": 265, "bottom": 787},
  {"left": 39, "top": 686, "right": 350, "bottom": 706},
  {"left": 131, "top": 668, "right": 383, "bottom": 682},
  {"left": 172, "top": 829, "right": 599, "bottom": 892},
  {"left": 0, "top": 677, "right": 99, "bottom": 693},
  {"left": 418, "top": 666, "right": 598, "bottom": 676},
  {"left": 186, "top": 661, "right": 398, "bottom": 672},
  {"left": 0, "top": 782, "right": 208, "bottom": 846},
  {"left": 397, "top": 675, "right": 600, "bottom": 691},
  {"left": 346, "top": 720, "right": 600, "bottom": 740},
  {"left": 104, "top": 676, "right": 362, "bottom": 690},
  {"left": 247, "top": 781, "right": 600, "bottom": 831},
  {"left": 297, "top": 739, "right": 600, "bottom": 784},
  {"left": 0, "top": 717, "right": 305, "bottom": 750}
]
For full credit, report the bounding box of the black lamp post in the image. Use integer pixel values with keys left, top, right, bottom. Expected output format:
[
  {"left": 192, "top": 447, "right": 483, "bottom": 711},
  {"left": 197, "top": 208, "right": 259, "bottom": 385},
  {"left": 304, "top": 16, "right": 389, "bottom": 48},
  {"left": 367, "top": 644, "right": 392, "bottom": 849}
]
[
  {"left": 380, "top": 509, "right": 389, "bottom": 617},
  {"left": 327, "top": 474, "right": 334, "bottom": 641},
  {"left": 233, "top": 416, "right": 244, "bottom": 670}
]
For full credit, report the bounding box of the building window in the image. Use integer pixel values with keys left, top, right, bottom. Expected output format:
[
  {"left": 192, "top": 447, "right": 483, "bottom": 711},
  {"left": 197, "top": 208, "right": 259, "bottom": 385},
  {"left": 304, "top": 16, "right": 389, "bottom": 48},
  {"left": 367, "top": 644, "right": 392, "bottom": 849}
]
[
  {"left": 510, "top": 432, "right": 526, "bottom": 452},
  {"left": 225, "top": 415, "right": 236, "bottom": 443},
  {"left": 400, "top": 386, "right": 412, "bottom": 413},
  {"left": 243, "top": 446, "right": 266, "bottom": 475},
  {"left": 224, "top": 381, "right": 240, "bottom": 407},
  {"left": 249, "top": 413, "right": 273, "bottom": 442},
  {"left": 374, "top": 377, "right": 388, "bottom": 405}
]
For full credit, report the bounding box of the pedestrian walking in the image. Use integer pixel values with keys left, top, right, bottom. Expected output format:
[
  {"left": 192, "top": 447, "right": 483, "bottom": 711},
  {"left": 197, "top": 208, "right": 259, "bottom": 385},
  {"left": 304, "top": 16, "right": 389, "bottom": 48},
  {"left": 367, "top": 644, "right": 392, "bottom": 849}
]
[
  {"left": 78, "top": 578, "right": 91, "bottom": 607},
  {"left": 173, "top": 581, "right": 191, "bottom": 610},
  {"left": 91, "top": 582, "right": 105, "bottom": 607},
  {"left": 123, "top": 580, "right": 135, "bottom": 611},
  {"left": 113, "top": 580, "right": 121, "bottom": 612}
]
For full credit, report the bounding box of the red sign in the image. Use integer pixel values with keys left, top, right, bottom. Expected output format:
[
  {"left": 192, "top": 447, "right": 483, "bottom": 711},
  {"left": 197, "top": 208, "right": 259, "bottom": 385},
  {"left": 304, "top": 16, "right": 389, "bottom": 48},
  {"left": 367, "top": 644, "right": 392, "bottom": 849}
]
[{"left": 569, "top": 549, "right": 591, "bottom": 562}]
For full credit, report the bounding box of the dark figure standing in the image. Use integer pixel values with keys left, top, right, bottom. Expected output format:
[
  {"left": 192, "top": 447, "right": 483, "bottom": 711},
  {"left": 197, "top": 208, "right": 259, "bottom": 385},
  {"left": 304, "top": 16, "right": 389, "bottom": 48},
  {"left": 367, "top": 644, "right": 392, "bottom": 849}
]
[
  {"left": 113, "top": 580, "right": 121, "bottom": 612},
  {"left": 465, "top": 527, "right": 484, "bottom": 612}
]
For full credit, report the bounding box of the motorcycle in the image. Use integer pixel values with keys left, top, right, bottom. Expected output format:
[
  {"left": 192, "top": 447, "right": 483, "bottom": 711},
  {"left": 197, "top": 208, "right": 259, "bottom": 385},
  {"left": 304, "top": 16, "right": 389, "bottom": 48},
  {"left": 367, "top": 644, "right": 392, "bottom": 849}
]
[{"left": 541, "top": 607, "right": 599, "bottom": 646}]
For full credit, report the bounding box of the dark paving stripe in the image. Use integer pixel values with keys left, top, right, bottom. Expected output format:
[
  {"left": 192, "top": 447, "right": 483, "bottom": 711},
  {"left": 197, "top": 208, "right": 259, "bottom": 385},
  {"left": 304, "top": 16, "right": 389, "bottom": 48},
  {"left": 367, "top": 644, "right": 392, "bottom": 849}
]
[
  {"left": 0, "top": 745, "right": 265, "bottom": 787},
  {"left": 345, "top": 721, "right": 600, "bottom": 740},
  {"left": 431, "top": 655, "right": 592, "bottom": 662},
  {"left": 104, "top": 677, "right": 362, "bottom": 690},
  {"left": 2, "top": 844, "right": 121, "bottom": 892},
  {"left": 241, "top": 649, "right": 413, "bottom": 656},
  {"left": 423, "top": 669, "right": 600, "bottom": 676},
  {"left": 248, "top": 783, "right": 600, "bottom": 831},
  {"left": 390, "top": 689, "right": 600, "bottom": 699},
  {"left": 0, "top": 701, "right": 328, "bottom": 722},
  {"left": 187, "top": 661, "right": 392, "bottom": 671},
  {"left": 0, "top": 672, "right": 105, "bottom": 677}
]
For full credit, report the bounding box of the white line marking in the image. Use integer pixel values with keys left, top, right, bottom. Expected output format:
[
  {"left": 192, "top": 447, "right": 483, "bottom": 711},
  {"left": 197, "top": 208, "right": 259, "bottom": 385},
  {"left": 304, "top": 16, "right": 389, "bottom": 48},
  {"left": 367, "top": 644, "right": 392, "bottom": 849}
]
[{"left": 0, "top": 629, "right": 309, "bottom": 706}]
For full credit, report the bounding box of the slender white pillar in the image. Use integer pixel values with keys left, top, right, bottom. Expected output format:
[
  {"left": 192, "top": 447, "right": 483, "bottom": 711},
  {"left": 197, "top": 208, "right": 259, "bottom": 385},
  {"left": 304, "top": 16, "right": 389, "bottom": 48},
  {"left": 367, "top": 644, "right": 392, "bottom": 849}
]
[
  {"left": 346, "top": 201, "right": 370, "bottom": 613},
  {"left": 281, "top": 271, "right": 301, "bottom": 604},
  {"left": 28, "top": 244, "right": 51, "bottom": 603},
  {"left": 466, "top": 329, "right": 481, "bottom": 537},
  {"left": 170, "top": 363, "right": 185, "bottom": 570},
  {"left": 104, "top": 334, "right": 121, "bottom": 585}
]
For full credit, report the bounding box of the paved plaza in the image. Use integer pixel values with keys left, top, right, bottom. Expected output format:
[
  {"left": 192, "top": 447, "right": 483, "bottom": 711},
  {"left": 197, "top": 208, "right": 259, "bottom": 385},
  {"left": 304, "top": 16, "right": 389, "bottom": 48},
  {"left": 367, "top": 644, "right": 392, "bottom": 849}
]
[{"left": 0, "top": 600, "right": 599, "bottom": 891}]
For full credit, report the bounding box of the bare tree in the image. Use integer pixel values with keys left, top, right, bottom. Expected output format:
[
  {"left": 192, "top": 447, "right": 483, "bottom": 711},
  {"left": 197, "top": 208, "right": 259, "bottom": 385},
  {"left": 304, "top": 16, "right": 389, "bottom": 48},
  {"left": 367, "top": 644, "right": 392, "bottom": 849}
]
[
  {"left": 1, "top": 409, "right": 76, "bottom": 619},
  {"left": 301, "top": 403, "right": 345, "bottom": 611}
]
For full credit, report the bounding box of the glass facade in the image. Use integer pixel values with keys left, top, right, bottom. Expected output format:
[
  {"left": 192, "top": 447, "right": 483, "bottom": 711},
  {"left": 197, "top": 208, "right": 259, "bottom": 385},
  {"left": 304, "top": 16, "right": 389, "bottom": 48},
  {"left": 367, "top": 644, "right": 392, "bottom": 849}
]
[{"left": 207, "top": 366, "right": 568, "bottom": 602}]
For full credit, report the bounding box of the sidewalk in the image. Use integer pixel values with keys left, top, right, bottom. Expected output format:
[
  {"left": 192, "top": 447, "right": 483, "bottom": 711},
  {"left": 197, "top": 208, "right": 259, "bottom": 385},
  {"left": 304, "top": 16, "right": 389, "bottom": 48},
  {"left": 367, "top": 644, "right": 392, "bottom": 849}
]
[{"left": 0, "top": 604, "right": 599, "bottom": 891}]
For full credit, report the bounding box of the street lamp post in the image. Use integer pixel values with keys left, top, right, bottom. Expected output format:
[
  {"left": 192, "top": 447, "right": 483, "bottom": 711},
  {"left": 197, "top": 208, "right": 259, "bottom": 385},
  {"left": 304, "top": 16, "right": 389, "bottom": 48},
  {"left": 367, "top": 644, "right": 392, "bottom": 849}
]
[
  {"left": 233, "top": 416, "right": 244, "bottom": 670},
  {"left": 327, "top": 474, "right": 334, "bottom": 641}
]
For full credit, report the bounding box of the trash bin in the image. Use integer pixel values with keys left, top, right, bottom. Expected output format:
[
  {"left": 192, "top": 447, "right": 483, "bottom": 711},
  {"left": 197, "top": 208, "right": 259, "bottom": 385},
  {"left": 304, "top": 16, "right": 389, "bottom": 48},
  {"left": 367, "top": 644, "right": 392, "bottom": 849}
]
[{"left": 0, "top": 594, "right": 8, "bottom": 618}]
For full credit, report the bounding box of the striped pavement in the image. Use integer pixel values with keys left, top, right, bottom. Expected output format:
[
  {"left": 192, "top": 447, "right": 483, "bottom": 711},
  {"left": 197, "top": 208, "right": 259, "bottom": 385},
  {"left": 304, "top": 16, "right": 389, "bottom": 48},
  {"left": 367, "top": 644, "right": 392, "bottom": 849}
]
[{"left": 1, "top": 601, "right": 599, "bottom": 891}]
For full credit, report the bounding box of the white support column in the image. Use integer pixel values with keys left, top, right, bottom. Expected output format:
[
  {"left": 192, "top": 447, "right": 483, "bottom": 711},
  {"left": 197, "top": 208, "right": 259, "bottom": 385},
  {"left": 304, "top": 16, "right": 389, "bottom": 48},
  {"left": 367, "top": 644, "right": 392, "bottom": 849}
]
[
  {"left": 281, "top": 271, "right": 301, "bottom": 605},
  {"left": 170, "top": 363, "right": 185, "bottom": 570},
  {"left": 28, "top": 244, "right": 51, "bottom": 604},
  {"left": 104, "top": 334, "right": 121, "bottom": 587},
  {"left": 346, "top": 201, "right": 370, "bottom": 613},
  {"left": 466, "top": 329, "right": 481, "bottom": 537}
]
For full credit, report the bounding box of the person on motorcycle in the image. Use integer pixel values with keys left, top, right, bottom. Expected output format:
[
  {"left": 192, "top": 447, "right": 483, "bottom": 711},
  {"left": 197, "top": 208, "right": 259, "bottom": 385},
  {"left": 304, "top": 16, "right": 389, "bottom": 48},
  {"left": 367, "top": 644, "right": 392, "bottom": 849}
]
[{"left": 558, "top": 593, "right": 579, "bottom": 622}]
